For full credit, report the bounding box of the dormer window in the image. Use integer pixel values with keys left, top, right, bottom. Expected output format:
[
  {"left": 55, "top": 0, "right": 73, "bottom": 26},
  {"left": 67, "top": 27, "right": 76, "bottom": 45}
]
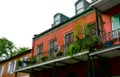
[
  {"left": 53, "top": 13, "right": 69, "bottom": 27},
  {"left": 54, "top": 15, "right": 60, "bottom": 26},
  {"left": 75, "top": 0, "right": 89, "bottom": 15},
  {"left": 76, "top": 1, "right": 84, "bottom": 14}
]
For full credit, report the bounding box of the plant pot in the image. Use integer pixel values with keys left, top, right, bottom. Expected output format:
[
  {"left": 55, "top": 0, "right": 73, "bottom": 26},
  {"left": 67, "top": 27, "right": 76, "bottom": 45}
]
[
  {"left": 105, "top": 41, "right": 113, "bottom": 47},
  {"left": 40, "top": 56, "right": 48, "bottom": 62},
  {"left": 55, "top": 50, "right": 63, "bottom": 57},
  {"left": 30, "top": 57, "right": 36, "bottom": 64}
]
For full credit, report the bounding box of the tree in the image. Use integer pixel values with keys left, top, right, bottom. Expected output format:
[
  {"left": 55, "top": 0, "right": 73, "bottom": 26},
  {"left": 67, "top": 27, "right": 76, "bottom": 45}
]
[
  {"left": 0, "top": 37, "right": 29, "bottom": 61},
  {"left": 0, "top": 37, "right": 15, "bottom": 60},
  {"left": 11, "top": 47, "right": 29, "bottom": 57}
]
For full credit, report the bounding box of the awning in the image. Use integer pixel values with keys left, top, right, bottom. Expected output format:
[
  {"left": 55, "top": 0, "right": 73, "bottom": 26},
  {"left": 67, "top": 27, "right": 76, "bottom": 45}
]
[
  {"left": 15, "top": 51, "right": 89, "bottom": 73},
  {"left": 90, "top": 0, "right": 120, "bottom": 12},
  {"left": 90, "top": 45, "right": 120, "bottom": 58}
]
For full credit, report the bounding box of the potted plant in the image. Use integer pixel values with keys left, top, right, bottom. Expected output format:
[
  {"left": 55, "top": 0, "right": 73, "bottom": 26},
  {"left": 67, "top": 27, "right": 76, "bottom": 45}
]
[
  {"left": 40, "top": 55, "right": 48, "bottom": 62},
  {"left": 29, "top": 57, "right": 36, "bottom": 64},
  {"left": 17, "top": 59, "right": 22, "bottom": 68},
  {"left": 105, "top": 40, "right": 113, "bottom": 47},
  {"left": 55, "top": 50, "right": 63, "bottom": 57},
  {"left": 66, "top": 41, "right": 81, "bottom": 56},
  {"left": 83, "top": 36, "right": 103, "bottom": 52}
]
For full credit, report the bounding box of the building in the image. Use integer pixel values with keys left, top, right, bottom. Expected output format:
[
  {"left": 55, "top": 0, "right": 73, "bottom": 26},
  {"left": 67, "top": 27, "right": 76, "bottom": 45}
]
[
  {"left": 0, "top": 49, "right": 31, "bottom": 77},
  {"left": 3, "top": 0, "right": 119, "bottom": 77}
]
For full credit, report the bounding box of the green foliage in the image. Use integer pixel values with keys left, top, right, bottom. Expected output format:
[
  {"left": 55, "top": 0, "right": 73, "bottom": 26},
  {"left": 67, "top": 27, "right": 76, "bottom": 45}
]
[
  {"left": 66, "top": 42, "right": 81, "bottom": 56},
  {"left": 55, "top": 50, "right": 63, "bottom": 57},
  {"left": 14, "top": 47, "right": 29, "bottom": 55},
  {"left": 66, "top": 23, "right": 103, "bottom": 56},
  {"left": 17, "top": 59, "right": 22, "bottom": 66},
  {"left": 74, "top": 23, "right": 84, "bottom": 39},
  {"left": 40, "top": 55, "right": 48, "bottom": 62},
  {"left": 0, "top": 37, "right": 15, "bottom": 60},
  {"left": 30, "top": 57, "right": 36, "bottom": 64},
  {"left": 0, "top": 37, "right": 29, "bottom": 61}
]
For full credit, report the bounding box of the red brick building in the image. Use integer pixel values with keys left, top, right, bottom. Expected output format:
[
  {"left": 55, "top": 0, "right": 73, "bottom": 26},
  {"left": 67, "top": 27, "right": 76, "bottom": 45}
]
[{"left": 12, "top": 0, "right": 120, "bottom": 77}]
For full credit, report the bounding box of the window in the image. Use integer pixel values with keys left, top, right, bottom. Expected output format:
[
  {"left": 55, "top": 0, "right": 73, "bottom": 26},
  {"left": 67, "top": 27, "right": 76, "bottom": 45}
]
[
  {"left": 54, "top": 15, "right": 60, "bottom": 25},
  {"left": 85, "top": 23, "right": 97, "bottom": 37},
  {"left": 36, "top": 44, "right": 43, "bottom": 62},
  {"left": 22, "top": 57, "right": 28, "bottom": 67},
  {"left": 65, "top": 32, "right": 74, "bottom": 51},
  {"left": 0, "top": 65, "right": 4, "bottom": 77},
  {"left": 7, "top": 61, "right": 16, "bottom": 74},
  {"left": 112, "top": 14, "right": 120, "bottom": 38},
  {"left": 76, "top": 1, "right": 84, "bottom": 14},
  {"left": 49, "top": 39, "right": 58, "bottom": 58}
]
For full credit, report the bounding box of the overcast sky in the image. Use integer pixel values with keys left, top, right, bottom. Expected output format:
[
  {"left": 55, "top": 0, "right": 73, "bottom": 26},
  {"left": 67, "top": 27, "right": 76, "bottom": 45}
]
[{"left": 0, "top": 0, "right": 91, "bottom": 48}]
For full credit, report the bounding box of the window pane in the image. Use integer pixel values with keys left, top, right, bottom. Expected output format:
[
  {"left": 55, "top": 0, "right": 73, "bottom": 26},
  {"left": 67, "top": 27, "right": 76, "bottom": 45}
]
[
  {"left": 65, "top": 32, "right": 74, "bottom": 51},
  {"left": 36, "top": 44, "right": 43, "bottom": 62},
  {"left": 49, "top": 39, "right": 58, "bottom": 58}
]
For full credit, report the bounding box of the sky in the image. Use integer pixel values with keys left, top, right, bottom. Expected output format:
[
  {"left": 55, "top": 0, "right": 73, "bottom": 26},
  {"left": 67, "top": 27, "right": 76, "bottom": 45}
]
[{"left": 0, "top": 0, "right": 91, "bottom": 48}]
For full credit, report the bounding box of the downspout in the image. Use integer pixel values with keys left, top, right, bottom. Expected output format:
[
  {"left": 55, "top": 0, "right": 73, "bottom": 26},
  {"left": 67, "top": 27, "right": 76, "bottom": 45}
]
[
  {"left": 88, "top": 6, "right": 103, "bottom": 77},
  {"left": 32, "top": 38, "right": 35, "bottom": 57}
]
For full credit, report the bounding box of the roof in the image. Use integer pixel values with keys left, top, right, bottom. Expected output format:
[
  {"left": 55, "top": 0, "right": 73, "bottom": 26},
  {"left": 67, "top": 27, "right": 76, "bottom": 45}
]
[
  {"left": 0, "top": 49, "right": 31, "bottom": 63},
  {"left": 33, "top": 7, "right": 93, "bottom": 40}
]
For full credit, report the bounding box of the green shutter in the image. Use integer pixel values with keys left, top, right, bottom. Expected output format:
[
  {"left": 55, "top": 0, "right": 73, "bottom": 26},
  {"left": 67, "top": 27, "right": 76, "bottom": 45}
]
[{"left": 112, "top": 14, "right": 120, "bottom": 38}]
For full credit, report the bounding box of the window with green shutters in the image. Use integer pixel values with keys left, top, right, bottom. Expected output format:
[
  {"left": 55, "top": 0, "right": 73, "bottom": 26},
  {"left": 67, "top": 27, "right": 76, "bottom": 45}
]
[{"left": 112, "top": 14, "right": 120, "bottom": 38}]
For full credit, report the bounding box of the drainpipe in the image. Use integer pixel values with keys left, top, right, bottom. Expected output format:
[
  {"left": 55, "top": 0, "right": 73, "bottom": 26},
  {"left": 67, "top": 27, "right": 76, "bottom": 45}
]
[{"left": 32, "top": 38, "right": 35, "bottom": 57}]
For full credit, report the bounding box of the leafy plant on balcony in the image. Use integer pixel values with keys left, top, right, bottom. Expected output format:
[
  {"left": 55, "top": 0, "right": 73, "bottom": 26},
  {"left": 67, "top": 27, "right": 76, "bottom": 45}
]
[
  {"left": 80, "top": 24, "right": 102, "bottom": 50},
  {"left": 55, "top": 50, "right": 63, "bottom": 57},
  {"left": 29, "top": 57, "right": 36, "bottom": 64},
  {"left": 66, "top": 23, "right": 103, "bottom": 56},
  {"left": 40, "top": 55, "right": 48, "bottom": 62},
  {"left": 66, "top": 42, "right": 81, "bottom": 56},
  {"left": 17, "top": 59, "right": 22, "bottom": 67}
]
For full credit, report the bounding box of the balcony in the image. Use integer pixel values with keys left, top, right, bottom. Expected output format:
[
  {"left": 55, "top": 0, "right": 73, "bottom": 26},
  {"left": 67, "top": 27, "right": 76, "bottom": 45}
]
[
  {"left": 15, "top": 46, "right": 89, "bottom": 73},
  {"left": 15, "top": 29, "right": 120, "bottom": 73},
  {"left": 90, "top": 0, "right": 120, "bottom": 12},
  {"left": 90, "top": 29, "right": 120, "bottom": 58}
]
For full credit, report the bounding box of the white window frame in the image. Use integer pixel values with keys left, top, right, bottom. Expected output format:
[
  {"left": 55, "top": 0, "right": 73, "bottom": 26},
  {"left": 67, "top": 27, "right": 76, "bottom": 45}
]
[
  {"left": 0, "top": 65, "right": 4, "bottom": 77},
  {"left": 76, "top": 1, "right": 84, "bottom": 14},
  {"left": 7, "top": 61, "right": 16, "bottom": 74},
  {"left": 54, "top": 15, "right": 60, "bottom": 25}
]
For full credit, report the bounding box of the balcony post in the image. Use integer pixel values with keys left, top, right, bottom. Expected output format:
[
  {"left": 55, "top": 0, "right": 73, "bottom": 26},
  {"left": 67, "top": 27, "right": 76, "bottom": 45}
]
[
  {"left": 15, "top": 72, "right": 18, "bottom": 77},
  {"left": 87, "top": 53, "right": 95, "bottom": 77},
  {"left": 52, "top": 62, "right": 56, "bottom": 77}
]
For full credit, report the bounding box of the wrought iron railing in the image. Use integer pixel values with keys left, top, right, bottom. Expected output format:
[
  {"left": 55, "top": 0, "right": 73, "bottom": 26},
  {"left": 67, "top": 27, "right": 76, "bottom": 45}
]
[
  {"left": 102, "top": 29, "right": 120, "bottom": 47},
  {"left": 16, "top": 45, "right": 65, "bottom": 70}
]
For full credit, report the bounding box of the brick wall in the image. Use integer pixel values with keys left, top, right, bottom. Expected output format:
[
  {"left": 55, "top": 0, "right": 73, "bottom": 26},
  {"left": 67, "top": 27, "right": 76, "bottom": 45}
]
[
  {"left": 33, "top": 11, "right": 96, "bottom": 56},
  {"left": 101, "top": 4, "right": 120, "bottom": 34}
]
